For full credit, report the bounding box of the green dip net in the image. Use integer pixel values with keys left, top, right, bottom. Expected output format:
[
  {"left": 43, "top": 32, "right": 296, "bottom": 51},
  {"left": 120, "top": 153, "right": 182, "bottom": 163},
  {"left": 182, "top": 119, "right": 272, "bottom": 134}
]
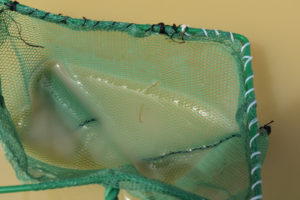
[{"left": 0, "top": 1, "right": 268, "bottom": 199}]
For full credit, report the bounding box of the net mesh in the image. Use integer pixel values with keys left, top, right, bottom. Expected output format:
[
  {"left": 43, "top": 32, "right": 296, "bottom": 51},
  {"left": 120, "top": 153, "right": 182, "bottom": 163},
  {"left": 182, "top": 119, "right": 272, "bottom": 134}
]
[{"left": 0, "top": 1, "right": 268, "bottom": 199}]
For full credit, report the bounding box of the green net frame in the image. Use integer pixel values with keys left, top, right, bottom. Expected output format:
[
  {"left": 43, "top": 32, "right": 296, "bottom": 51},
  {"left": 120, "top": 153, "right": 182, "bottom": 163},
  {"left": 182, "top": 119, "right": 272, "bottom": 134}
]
[{"left": 0, "top": 0, "right": 268, "bottom": 199}]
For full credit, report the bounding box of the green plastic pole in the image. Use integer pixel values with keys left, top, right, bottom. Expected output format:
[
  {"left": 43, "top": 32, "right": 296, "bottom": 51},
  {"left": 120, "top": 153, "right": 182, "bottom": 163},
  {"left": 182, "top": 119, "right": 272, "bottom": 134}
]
[{"left": 0, "top": 184, "right": 36, "bottom": 193}]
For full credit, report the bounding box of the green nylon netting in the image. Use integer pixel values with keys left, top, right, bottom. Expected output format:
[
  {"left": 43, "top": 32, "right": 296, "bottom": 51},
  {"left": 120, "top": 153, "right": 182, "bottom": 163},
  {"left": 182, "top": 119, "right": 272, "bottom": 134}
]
[{"left": 0, "top": 1, "right": 268, "bottom": 200}]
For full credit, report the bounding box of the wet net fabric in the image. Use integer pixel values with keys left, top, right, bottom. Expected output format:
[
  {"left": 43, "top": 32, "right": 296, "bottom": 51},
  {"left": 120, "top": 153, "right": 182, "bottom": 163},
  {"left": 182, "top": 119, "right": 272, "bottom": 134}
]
[{"left": 0, "top": 1, "right": 268, "bottom": 199}]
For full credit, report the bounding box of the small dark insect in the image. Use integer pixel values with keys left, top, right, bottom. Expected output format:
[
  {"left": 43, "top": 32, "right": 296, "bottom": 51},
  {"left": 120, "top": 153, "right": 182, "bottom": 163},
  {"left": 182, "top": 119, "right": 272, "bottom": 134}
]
[
  {"left": 79, "top": 118, "right": 97, "bottom": 127},
  {"left": 93, "top": 21, "right": 100, "bottom": 27},
  {"left": 126, "top": 23, "right": 134, "bottom": 28},
  {"left": 6, "top": 1, "right": 19, "bottom": 11},
  {"left": 82, "top": 17, "right": 87, "bottom": 26},
  {"left": 146, "top": 23, "right": 168, "bottom": 34},
  {"left": 60, "top": 16, "right": 69, "bottom": 24},
  {"left": 146, "top": 23, "right": 186, "bottom": 43},
  {"left": 157, "top": 22, "right": 167, "bottom": 34},
  {"left": 170, "top": 24, "right": 186, "bottom": 43},
  {"left": 260, "top": 120, "right": 274, "bottom": 136}
]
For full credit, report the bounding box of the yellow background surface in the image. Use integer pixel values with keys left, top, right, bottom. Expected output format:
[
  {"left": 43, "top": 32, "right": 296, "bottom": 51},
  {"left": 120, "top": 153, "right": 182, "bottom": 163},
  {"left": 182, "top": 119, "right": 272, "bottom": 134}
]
[{"left": 0, "top": 0, "right": 299, "bottom": 199}]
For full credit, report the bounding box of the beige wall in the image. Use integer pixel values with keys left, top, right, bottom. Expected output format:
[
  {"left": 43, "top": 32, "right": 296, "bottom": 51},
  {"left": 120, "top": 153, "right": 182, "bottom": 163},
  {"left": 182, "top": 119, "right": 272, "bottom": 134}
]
[{"left": 0, "top": 0, "right": 299, "bottom": 199}]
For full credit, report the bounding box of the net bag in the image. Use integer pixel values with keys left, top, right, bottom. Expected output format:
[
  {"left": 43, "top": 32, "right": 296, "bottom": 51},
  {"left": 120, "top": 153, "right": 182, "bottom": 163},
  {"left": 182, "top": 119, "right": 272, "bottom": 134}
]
[{"left": 0, "top": 1, "right": 269, "bottom": 199}]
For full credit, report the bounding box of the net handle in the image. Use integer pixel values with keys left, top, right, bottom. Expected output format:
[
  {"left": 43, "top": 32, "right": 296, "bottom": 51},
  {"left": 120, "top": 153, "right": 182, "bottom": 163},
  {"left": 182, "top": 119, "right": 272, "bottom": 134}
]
[
  {"left": 0, "top": 182, "right": 102, "bottom": 193},
  {"left": 0, "top": 184, "right": 35, "bottom": 193},
  {"left": 0, "top": 183, "right": 120, "bottom": 200}
]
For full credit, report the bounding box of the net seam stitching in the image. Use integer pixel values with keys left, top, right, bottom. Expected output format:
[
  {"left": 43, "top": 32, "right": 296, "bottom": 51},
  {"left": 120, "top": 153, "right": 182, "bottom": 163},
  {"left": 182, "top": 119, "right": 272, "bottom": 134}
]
[{"left": 242, "top": 42, "right": 263, "bottom": 199}]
